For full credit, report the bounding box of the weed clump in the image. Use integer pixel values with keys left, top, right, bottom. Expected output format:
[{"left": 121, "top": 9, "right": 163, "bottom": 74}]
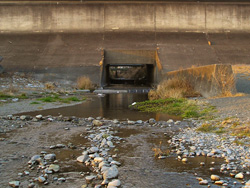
[
  {"left": 149, "top": 77, "right": 200, "bottom": 100},
  {"left": 77, "top": 76, "right": 93, "bottom": 90},
  {"left": 131, "top": 98, "right": 208, "bottom": 118},
  {"left": 196, "top": 123, "right": 217, "bottom": 132},
  {"left": 45, "top": 82, "right": 56, "bottom": 90}
]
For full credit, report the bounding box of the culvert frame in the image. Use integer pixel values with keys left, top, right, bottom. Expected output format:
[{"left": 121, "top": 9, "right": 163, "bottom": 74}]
[{"left": 100, "top": 49, "right": 163, "bottom": 89}]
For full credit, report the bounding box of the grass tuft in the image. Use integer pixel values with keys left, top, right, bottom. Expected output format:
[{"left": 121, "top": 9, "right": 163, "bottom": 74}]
[
  {"left": 148, "top": 77, "right": 200, "bottom": 100},
  {"left": 196, "top": 123, "right": 217, "bottom": 132},
  {"left": 77, "top": 76, "right": 93, "bottom": 90}
]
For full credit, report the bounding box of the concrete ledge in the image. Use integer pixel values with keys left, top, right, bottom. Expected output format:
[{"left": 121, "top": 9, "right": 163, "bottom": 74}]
[
  {"left": 165, "top": 64, "right": 237, "bottom": 98},
  {"left": 1, "top": 2, "right": 250, "bottom": 33}
]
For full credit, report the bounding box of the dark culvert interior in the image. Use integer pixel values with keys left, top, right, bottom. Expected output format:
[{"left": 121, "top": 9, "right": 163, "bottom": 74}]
[
  {"left": 100, "top": 50, "right": 161, "bottom": 89},
  {"left": 106, "top": 64, "right": 154, "bottom": 86}
]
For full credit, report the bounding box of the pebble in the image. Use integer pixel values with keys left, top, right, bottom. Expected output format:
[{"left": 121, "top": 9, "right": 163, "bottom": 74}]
[
  {"left": 92, "top": 120, "right": 103, "bottom": 126},
  {"left": 235, "top": 172, "right": 244, "bottom": 179},
  {"left": 48, "top": 164, "right": 60, "bottom": 172},
  {"left": 103, "top": 166, "right": 119, "bottom": 180},
  {"left": 58, "top": 177, "right": 66, "bottom": 182},
  {"left": 108, "top": 179, "right": 121, "bottom": 187},
  {"left": 77, "top": 154, "right": 89, "bottom": 163},
  {"left": 28, "top": 183, "right": 35, "bottom": 188},
  {"left": 9, "top": 181, "right": 20, "bottom": 187},
  {"left": 85, "top": 175, "right": 96, "bottom": 183},
  {"left": 44, "top": 154, "right": 56, "bottom": 161},
  {"left": 211, "top": 175, "right": 220, "bottom": 181},
  {"left": 89, "top": 147, "right": 99, "bottom": 153},
  {"left": 199, "top": 180, "right": 208, "bottom": 185},
  {"left": 215, "top": 180, "right": 224, "bottom": 185},
  {"left": 38, "top": 176, "right": 46, "bottom": 183},
  {"left": 94, "top": 157, "right": 104, "bottom": 163},
  {"left": 182, "top": 158, "right": 188, "bottom": 162}
]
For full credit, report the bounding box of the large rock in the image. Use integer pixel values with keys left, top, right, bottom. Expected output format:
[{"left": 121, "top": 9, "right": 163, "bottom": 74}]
[
  {"left": 77, "top": 154, "right": 89, "bottom": 163},
  {"left": 103, "top": 166, "right": 119, "bottom": 180}
]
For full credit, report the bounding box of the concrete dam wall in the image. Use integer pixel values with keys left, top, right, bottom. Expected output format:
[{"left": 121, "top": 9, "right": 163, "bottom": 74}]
[{"left": 1, "top": 2, "right": 250, "bottom": 33}]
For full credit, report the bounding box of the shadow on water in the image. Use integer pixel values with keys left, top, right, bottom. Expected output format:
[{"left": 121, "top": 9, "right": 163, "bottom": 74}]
[{"left": 25, "top": 93, "right": 181, "bottom": 121}]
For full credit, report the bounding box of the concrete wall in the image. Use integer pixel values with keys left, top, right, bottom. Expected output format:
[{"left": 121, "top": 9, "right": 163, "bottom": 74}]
[{"left": 0, "top": 2, "right": 250, "bottom": 33}]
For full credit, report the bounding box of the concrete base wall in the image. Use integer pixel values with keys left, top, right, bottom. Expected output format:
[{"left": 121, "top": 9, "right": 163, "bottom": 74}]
[
  {"left": 165, "top": 64, "right": 237, "bottom": 97},
  {"left": 1, "top": 2, "right": 250, "bottom": 32},
  {"left": 1, "top": 32, "right": 250, "bottom": 86}
]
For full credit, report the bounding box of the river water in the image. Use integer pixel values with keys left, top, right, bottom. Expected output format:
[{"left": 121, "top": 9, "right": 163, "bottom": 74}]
[{"left": 25, "top": 93, "right": 181, "bottom": 121}]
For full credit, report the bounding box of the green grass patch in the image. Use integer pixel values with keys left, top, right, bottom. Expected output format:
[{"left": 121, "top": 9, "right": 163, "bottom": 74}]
[
  {"left": 0, "top": 92, "right": 29, "bottom": 100},
  {"left": 30, "top": 101, "right": 41, "bottom": 105},
  {"left": 130, "top": 98, "right": 212, "bottom": 119},
  {"left": 37, "top": 94, "right": 85, "bottom": 103},
  {"left": 0, "top": 93, "right": 14, "bottom": 100}
]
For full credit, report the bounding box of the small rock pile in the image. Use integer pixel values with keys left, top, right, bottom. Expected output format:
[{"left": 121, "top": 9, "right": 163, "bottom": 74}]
[
  {"left": 9, "top": 152, "right": 62, "bottom": 188},
  {"left": 169, "top": 124, "right": 250, "bottom": 187},
  {"left": 77, "top": 118, "right": 123, "bottom": 188}
]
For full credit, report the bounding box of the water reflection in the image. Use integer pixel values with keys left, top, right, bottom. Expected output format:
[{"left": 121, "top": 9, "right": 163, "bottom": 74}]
[{"left": 24, "top": 93, "right": 181, "bottom": 121}]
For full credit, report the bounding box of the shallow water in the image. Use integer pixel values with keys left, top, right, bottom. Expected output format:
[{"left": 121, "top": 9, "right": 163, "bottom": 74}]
[{"left": 24, "top": 93, "right": 181, "bottom": 121}]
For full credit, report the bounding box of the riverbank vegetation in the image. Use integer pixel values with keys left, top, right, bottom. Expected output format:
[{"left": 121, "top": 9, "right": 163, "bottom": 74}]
[
  {"left": 148, "top": 77, "right": 200, "bottom": 100},
  {"left": 131, "top": 98, "right": 216, "bottom": 119}
]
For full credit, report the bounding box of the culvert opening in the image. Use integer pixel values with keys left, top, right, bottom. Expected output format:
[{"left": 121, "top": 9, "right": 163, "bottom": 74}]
[
  {"left": 107, "top": 64, "right": 154, "bottom": 86},
  {"left": 100, "top": 50, "right": 162, "bottom": 89}
]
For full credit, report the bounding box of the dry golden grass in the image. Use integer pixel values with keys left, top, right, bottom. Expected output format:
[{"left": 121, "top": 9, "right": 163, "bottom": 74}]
[
  {"left": 149, "top": 77, "right": 200, "bottom": 100},
  {"left": 152, "top": 141, "right": 170, "bottom": 157},
  {"left": 214, "top": 65, "right": 236, "bottom": 97},
  {"left": 45, "top": 82, "right": 55, "bottom": 90},
  {"left": 77, "top": 76, "right": 93, "bottom": 90},
  {"left": 232, "top": 64, "right": 250, "bottom": 74}
]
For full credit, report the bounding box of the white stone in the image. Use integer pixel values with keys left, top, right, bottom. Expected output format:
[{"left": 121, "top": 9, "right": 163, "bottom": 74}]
[
  {"left": 107, "top": 141, "right": 114, "bottom": 147},
  {"left": 38, "top": 176, "right": 46, "bottom": 183},
  {"left": 77, "top": 154, "right": 89, "bottom": 163},
  {"left": 44, "top": 154, "right": 56, "bottom": 161},
  {"left": 215, "top": 180, "right": 224, "bottom": 185},
  {"left": 182, "top": 158, "right": 188, "bottom": 162},
  {"left": 103, "top": 166, "right": 119, "bottom": 180},
  {"left": 9, "top": 181, "right": 20, "bottom": 187},
  {"left": 92, "top": 120, "right": 103, "bottom": 126},
  {"left": 111, "top": 160, "right": 121, "bottom": 166},
  {"left": 94, "top": 157, "right": 104, "bottom": 163},
  {"left": 235, "top": 172, "right": 244, "bottom": 179},
  {"left": 199, "top": 180, "right": 208, "bottom": 185},
  {"left": 48, "top": 164, "right": 60, "bottom": 172},
  {"left": 85, "top": 175, "right": 96, "bottom": 182},
  {"left": 108, "top": 179, "right": 121, "bottom": 187},
  {"left": 36, "top": 115, "right": 43, "bottom": 119},
  {"left": 89, "top": 147, "right": 99, "bottom": 153},
  {"left": 211, "top": 175, "right": 220, "bottom": 181}
]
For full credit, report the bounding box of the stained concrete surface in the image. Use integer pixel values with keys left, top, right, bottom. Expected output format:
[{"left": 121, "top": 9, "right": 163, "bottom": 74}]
[{"left": 1, "top": 32, "right": 250, "bottom": 85}]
